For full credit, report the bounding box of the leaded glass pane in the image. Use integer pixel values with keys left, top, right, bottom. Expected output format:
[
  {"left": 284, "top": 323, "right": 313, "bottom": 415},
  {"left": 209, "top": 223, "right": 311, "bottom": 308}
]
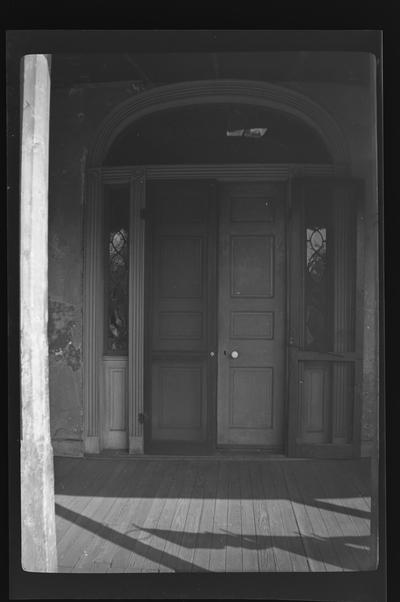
[
  {"left": 304, "top": 200, "right": 333, "bottom": 351},
  {"left": 306, "top": 227, "right": 327, "bottom": 282},
  {"left": 104, "top": 186, "right": 129, "bottom": 354}
]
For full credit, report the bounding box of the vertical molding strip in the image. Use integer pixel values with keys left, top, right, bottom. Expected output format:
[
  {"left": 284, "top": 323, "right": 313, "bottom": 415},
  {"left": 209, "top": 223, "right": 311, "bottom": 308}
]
[
  {"left": 332, "top": 188, "right": 356, "bottom": 444},
  {"left": 128, "top": 170, "right": 146, "bottom": 453},
  {"left": 354, "top": 191, "right": 365, "bottom": 453},
  {"left": 287, "top": 176, "right": 303, "bottom": 455},
  {"left": 83, "top": 168, "right": 102, "bottom": 453}
]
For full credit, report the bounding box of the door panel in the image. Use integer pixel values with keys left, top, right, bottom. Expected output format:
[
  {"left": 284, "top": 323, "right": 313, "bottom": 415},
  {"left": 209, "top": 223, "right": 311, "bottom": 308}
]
[
  {"left": 217, "top": 183, "right": 286, "bottom": 449},
  {"left": 230, "top": 367, "right": 274, "bottom": 428},
  {"left": 231, "top": 235, "right": 274, "bottom": 297},
  {"left": 102, "top": 357, "right": 128, "bottom": 449},
  {"left": 146, "top": 181, "right": 217, "bottom": 452},
  {"left": 151, "top": 361, "right": 207, "bottom": 439}
]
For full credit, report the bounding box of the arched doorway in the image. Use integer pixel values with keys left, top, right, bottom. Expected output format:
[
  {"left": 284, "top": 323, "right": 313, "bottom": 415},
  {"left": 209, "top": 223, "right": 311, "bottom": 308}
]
[{"left": 83, "top": 81, "right": 359, "bottom": 457}]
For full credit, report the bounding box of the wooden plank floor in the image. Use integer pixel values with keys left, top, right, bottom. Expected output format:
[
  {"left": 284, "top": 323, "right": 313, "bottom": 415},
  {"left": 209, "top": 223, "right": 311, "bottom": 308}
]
[{"left": 54, "top": 457, "right": 374, "bottom": 573}]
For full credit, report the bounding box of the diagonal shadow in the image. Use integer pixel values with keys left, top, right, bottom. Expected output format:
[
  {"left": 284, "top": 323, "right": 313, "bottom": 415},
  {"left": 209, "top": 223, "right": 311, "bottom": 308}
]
[
  {"left": 310, "top": 499, "right": 370, "bottom": 520},
  {"left": 127, "top": 523, "right": 373, "bottom": 571},
  {"left": 55, "top": 503, "right": 210, "bottom": 573},
  {"left": 229, "top": 529, "right": 373, "bottom": 571},
  {"left": 56, "top": 501, "right": 373, "bottom": 572}
]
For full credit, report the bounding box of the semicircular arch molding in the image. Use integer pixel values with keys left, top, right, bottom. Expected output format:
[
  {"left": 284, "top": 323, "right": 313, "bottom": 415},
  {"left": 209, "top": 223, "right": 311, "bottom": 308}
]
[{"left": 87, "top": 80, "right": 350, "bottom": 167}]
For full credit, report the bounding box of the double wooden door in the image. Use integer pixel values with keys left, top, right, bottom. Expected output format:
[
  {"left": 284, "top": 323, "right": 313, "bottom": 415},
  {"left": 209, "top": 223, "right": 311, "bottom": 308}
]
[{"left": 145, "top": 180, "right": 286, "bottom": 453}]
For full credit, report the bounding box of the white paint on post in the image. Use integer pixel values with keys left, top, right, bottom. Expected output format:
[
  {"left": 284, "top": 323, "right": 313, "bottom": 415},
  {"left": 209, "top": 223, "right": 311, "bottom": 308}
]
[{"left": 20, "top": 54, "right": 57, "bottom": 572}]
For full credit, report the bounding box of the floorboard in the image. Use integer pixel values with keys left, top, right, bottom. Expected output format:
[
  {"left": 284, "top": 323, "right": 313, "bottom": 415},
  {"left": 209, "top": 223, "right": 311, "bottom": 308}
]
[
  {"left": 317, "top": 460, "right": 372, "bottom": 570},
  {"left": 110, "top": 461, "right": 164, "bottom": 572},
  {"left": 309, "top": 461, "right": 365, "bottom": 571},
  {"left": 157, "top": 461, "right": 199, "bottom": 572},
  {"left": 191, "top": 461, "right": 219, "bottom": 572},
  {"left": 272, "top": 462, "right": 310, "bottom": 571},
  {"left": 57, "top": 461, "right": 129, "bottom": 570},
  {"left": 54, "top": 456, "right": 373, "bottom": 573},
  {"left": 258, "top": 462, "right": 293, "bottom": 572},
  {"left": 53, "top": 456, "right": 78, "bottom": 481},
  {"left": 56, "top": 459, "right": 107, "bottom": 543},
  {"left": 75, "top": 460, "right": 148, "bottom": 572},
  {"left": 176, "top": 462, "right": 209, "bottom": 571},
  {"left": 225, "top": 461, "right": 243, "bottom": 572},
  {"left": 129, "top": 461, "right": 181, "bottom": 572},
  {"left": 239, "top": 462, "right": 259, "bottom": 572},
  {"left": 137, "top": 461, "right": 185, "bottom": 572},
  {"left": 283, "top": 462, "right": 328, "bottom": 572},
  {"left": 248, "top": 462, "right": 276, "bottom": 571},
  {"left": 209, "top": 461, "right": 229, "bottom": 572},
  {"left": 286, "top": 462, "right": 344, "bottom": 571}
]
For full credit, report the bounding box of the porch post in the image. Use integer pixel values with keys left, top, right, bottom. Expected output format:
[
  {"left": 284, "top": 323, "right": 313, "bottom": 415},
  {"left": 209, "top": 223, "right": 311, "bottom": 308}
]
[
  {"left": 20, "top": 54, "right": 57, "bottom": 572},
  {"left": 359, "top": 56, "right": 379, "bottom": 459},
  {"left": 361, "top": 165, "right": 379, "bottom": 567},
  {"left": 360, "top": 172, "right": 379, "bottom": 455},
  {"left": 360, "top": 53, "right": 380, "bottom": 567}
]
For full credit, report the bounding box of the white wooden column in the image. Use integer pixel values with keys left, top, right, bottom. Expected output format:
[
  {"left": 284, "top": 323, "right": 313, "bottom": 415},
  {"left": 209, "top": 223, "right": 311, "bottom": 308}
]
[{"left": 20, "top": 54, "right": 57, "bottom": 571}]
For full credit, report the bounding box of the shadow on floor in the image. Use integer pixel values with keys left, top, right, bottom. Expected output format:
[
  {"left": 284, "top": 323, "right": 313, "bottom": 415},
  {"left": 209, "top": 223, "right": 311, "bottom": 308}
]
[{"left": 55, "top": 502, "right": 373, "bottom": 572}]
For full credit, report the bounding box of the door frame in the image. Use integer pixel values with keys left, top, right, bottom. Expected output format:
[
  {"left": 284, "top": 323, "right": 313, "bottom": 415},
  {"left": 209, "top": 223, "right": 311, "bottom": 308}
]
[{"left": 84, "top": 162, "right": 349, "bottom": 454}]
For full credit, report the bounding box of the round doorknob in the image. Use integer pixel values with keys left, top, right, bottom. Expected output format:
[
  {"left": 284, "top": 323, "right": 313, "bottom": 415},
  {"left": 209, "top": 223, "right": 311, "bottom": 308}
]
[
  {"left": 209, "top": 351, "right": 215, "bottom": 357},
  {"left": 230, "top": 350, "right": 239, "bottom": 359}
]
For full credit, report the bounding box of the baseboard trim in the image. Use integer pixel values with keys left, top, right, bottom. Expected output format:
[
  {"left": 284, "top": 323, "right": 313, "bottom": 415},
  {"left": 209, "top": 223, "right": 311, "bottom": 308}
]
[
  {"left": 129, "top": 436, "right": 144, "bottom": 454},
  {"left": 84, "top": 436, "right": 100, "bottom": 454}
]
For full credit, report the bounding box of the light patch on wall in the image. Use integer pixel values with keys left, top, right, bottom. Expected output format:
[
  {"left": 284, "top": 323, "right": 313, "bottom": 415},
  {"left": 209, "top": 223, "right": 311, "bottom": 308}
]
[{"left": 226, "top": 127, "right": 268, "bottom": 137}]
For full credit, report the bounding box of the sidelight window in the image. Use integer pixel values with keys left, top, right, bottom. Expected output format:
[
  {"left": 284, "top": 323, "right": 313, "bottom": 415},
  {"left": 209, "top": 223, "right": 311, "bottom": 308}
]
[
  {"left": 304, "top": 200, "right": 333, "bottom": 351},
  {"left": 104, "top": 185, "right": 129, "bottom": 354}
]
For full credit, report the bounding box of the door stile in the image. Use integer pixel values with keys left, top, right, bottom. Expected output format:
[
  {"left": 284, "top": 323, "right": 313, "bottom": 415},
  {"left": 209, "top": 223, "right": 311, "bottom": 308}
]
[
  {"left": 128, "top": 170, "right": 146, "bottom": 453},
  {"left": 353, "top": 184, "right": 366, "bottom": 455},
  {"left": 83, "top": 168, "right": 103, "bottom": 454},
  {"left": 143, "top": 187, "right": 154, "bottom": 452},
  {"left": 216, "top": 187, "right": 230, "bottom": 446},
  {"left": 287, "top": 180, "right": 304, "bottom": 456},
  {"left": 206, "top": 182, "right": 218, "bottom": 452}
]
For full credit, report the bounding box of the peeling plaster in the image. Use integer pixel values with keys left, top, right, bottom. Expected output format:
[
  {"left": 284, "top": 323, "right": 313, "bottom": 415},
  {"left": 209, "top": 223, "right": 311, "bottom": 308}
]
[
  {"left": 48, "top": 299, "right": 81, "bottom": 371},
  {"left": 52, "top": 426, "right": 81, "bottom": 440}
]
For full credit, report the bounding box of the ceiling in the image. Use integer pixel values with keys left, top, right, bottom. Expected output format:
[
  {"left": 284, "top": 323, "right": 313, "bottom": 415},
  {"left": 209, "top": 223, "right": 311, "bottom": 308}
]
[{"left": 52, "top": 51, "right": 371, "bottom": 88}]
